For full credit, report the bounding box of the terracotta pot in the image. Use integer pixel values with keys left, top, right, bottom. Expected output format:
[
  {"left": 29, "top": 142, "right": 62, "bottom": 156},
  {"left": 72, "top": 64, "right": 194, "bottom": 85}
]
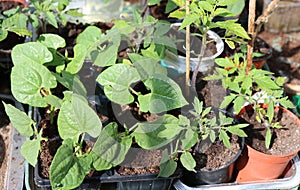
[
  {"left": 0, "top": 0, "right": 27, "bottom": 8},
  {"left": 235, "top": 105, "right": 300, "bottom": 182}
]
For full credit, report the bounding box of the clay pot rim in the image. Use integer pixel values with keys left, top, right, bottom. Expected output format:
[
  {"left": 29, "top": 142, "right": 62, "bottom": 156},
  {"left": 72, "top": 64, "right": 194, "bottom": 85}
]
[
  {"left": 237, "top": 103, "right": 300, "bottom": 158},
  {"left": 0, "top": 0, "right": 27, "bottom": 8}
]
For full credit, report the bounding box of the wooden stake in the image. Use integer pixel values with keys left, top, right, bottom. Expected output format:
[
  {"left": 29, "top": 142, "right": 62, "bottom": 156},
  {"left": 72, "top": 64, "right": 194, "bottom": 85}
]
[
  {"left": 185, "top": 0, "right": 191, "bottom": 88},
  {"left": 246, "top": 0, "right": 256, "bottom": 74}
]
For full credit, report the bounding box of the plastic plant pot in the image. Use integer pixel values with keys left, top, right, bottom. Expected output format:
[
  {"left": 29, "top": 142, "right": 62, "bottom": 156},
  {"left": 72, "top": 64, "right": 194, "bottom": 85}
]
[
  {"left": 181, "top": 137, "right": 244, "bottom": 187},
  {"left": 235, "top": 104, "right": 300, "bottom": 182}
]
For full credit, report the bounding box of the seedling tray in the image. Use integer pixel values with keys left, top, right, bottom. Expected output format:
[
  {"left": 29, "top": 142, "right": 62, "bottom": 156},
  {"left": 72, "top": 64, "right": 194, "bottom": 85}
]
[{"left": 173, "top": 155, "right": 300, "bottom": 190}]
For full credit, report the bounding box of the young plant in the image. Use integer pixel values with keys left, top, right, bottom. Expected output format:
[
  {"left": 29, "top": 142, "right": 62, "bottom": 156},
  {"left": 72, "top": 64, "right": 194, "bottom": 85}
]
[
  {"left": 26, "top": 0, "right": 83, "bottom": 34},
  {"left": 165, "top": 0, "right": 250, "bottom": 87},
  {"left": 0, "top": 6, "right": 31, "bottom": 42},
  {"left": 3, "top": 33, "right": 132, "bottom": 189},
  {"left": 156, "top": 97, "right": 248, "bottom": 177},
  {"left": 205, "top": 55, "right": 295, "bottom": 148}
]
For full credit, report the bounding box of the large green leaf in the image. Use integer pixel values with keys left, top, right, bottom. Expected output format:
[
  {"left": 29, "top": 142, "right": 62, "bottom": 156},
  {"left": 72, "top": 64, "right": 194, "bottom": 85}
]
[
  {"left": 90, "top": 33, "right": 121, "bottom": 66},
  {"left": 77, "top": 26, "right": 102, "bottom": 50},
  {"left": 50, "top": 139, "right": 92, "bottom": 190},
  {"left": 138, "top": 75, "right": 188, "bottom": 113},
  {"left": 3, "top": 102, "right": 34, "bottom": 137},
  {"left": 92, "top": 123, "right": 132, "bottom": 170},
  {"left": 38, "top": 34, "right": 66, "bottom": 50},
  {"left": 57, "top": 95, "right": 102, "bottom": 140},
  {"left": 11, "top": 62, "right": 57, "bottom": 107},
  {"left": 21, "top": 138, "right": 40, "bottom": 166},
  {"left": 133, "top": 114, "right": 181, "bottom": 149},
  {"left": 66, "top": 44, "right": 88, "bottom": 74},
  {"left": 96, "top": 64, "right": 140, "bottom": 105},
  {"left": 128, "top": 53, "right": 167, "bottom": 80},
  {"left": 12, "top": 42, "right": 53, "bottom": 66}
]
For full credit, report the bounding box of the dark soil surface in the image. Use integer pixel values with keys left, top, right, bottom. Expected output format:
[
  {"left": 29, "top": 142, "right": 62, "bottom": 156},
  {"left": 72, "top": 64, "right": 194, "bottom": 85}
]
[
  {"left": 194, "top": 135, "right": 241, "bottom": 170},
  {"left": 117, "top": 149, "right": 161, "bottom": 175},
  {"left": 238, "top": 105, "right": 300, "bottom": 155}
]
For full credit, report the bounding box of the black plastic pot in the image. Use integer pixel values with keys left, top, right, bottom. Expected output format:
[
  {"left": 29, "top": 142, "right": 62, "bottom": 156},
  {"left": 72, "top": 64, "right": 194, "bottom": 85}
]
[
  {"left": 34, "top": 166, "right": 178, "bottom": 190},
  {"left": 181, "top": 137, "right": 244, "bottom": 187}
]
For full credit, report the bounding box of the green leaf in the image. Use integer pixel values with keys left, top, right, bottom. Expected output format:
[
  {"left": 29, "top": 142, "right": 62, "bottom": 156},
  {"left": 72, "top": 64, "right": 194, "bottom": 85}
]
[
  {"left": 3, "top": 102, "right": 34, "bottom": 137},
  {"left": 219, "top": 112, "right": 234, "bottom": 126},
  {"left": 267, "top": 101, "right": 274, "bottom": 123},
  {"left": 226, "top": 126, "right": 247, "bottom": 137},
  {"left": 92, "top": 123, "right": 132, "bottom": 170},
  {"left": 265, "top": 128, "right": 272, "bottom": 149},
  {"left": 8, "top": 27, "right": 32, "bottom": 37},
  {"left": 193, "top": 97, "right": 203, "bottom": 115},
  {"left": 169, "top": 10, "right": 186, "bottom": 19},
  {"left": 45, "top": 11, "right": 58, "bottom": 28},
  {"left": 57, "top": 95, "right": 102, "bottom": 140},
  {"left": 275, "top": 77, "right": 285, "bottom": 87},
  {"left": 253, "top": 74, "right": 280, "bottom": 90},
  {"left": 220, "top": 94, "right": 237, "bottom": 109},
  {"left": 11, "top": 62, "right": 57, "bottom": 107},
  {"left": 38, "top": 34, "right": 66, "bottom": 50},
  {"left": 21, "top": 138, "right": 40, "bottom": 166},
  {"left": 180, "top": 15, "right": 199, "bottom": 29},
  {"left": 138, "top": 75, "right": 188, "bottom": 113},
  {"left": 133, "top": 115, "right": 180, "bottom": 149},
  {"left": 233, "top": 96, "right": 245, "bottom": 114},
  {"left": 90, "top": 31, "right": 121, "bottom": 67},
  {"left": 66, "top": 44, "right": 88, "bottom": 74},
  {"left": 53, "top": 72, "right": 87, "bottom": 97},
  {"left": 44, "top": 95, "right": 63, "bottom": 109},
  {"left": 198, "top": 1, "right": 214, "bottom": 12},
  {"left": 148, "top": 0, "right": 161, "bottom": 5},
  {"left": 97, "top": 64, "right": 140, "bottom": 105},
  {"left": 12, "top": 42, "right": 53, "bottom": 66},
  {"left": 227, "top": 0, "right": 245, "bottom": 16},
  {"left": 158, "top": 149, "right": 177, "bottom": 177},
  {"left": 180, "top": 152, "right": 196, "bottom": 172},
  {"left": 29, "top": 14, "right": 39, "bottom": 28},
  {"left": 181, "top": 128, "right": 198, "bottom": 150},
  {"left": 219, "top": 130, "right": 231, "bottom": 149},
  {"left": 278, "top": 97, "right": 296, "bottom": 109},
  {"left": 0, "top": 29, "right": 8, "bottom": 41},
  {"left": 128, "top": 53, "right": 167, "bottom": 80},
  {"left": 50, "top": 139, "right": 92, "bottom": 190},
  {"left": 225, "top": 39, "right": 235, "bottom": 49},
  {"left": 77, "top": 26, "right": 102, "bottom": 49},
  {"left": 210, "top": 129, "right": 216, "bottom": 143}
]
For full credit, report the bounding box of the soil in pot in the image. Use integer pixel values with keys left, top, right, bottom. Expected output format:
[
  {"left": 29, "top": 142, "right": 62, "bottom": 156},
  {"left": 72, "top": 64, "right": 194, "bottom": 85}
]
[
  {"left": 172, "top": 72, "right": 226, "bottom": 108},
  {"left": 238, "top": 106, "right": 300, "bottom": 155},
  {"left": 181, "top": 135, "right": 243, "bottom": 186},
  {"left": 117, "top": 148, "right": 161, "bottom": 175}
]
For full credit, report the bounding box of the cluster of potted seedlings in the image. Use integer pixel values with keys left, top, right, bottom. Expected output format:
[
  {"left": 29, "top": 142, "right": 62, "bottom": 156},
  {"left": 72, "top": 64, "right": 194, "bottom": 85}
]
[{"left": 1, "top": 0, "right": 300, "bottom": 189}]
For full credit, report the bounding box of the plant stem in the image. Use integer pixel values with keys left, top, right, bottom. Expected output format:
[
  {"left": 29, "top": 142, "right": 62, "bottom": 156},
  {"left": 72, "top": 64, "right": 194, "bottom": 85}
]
[
  {"left": 185, "top": 0, "right": 191, "bottom": 90},
  {"left": 128, "top": 123, "right": 139, "bottom": 132},
  {"left": 246, "top": 0, "right": 256, "bottom": 74},
  {"left": 191, "top": 32, "right": 206, "bottom": 89},
  {"left": 129, "top": 87, "right": 139, "bottom": 96}
]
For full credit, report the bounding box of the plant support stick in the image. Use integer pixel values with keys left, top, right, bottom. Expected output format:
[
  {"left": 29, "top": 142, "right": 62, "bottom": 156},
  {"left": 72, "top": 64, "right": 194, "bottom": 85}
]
[
  {"left": 186, "top": 0, "right": 191, "bottom": 88},
  {"left": 246, "top": 0, "right": 256, "bottom": 74}
]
